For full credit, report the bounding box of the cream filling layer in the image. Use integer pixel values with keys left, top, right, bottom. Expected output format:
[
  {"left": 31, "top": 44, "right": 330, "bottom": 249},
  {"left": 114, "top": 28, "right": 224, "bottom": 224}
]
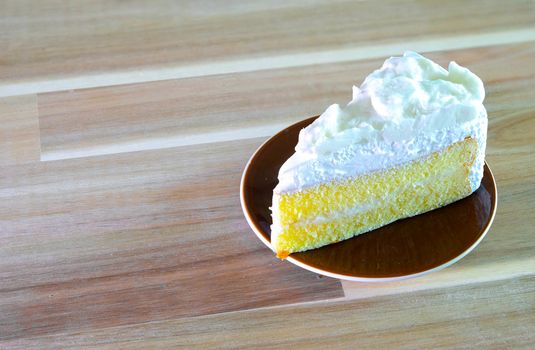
[{"left": 279, "top": 165, "right": 459, "bottom": 232}]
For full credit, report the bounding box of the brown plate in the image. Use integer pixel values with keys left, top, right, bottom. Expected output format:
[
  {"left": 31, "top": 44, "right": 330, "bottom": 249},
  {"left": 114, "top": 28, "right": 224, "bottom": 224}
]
[{"left": 240, "top": 116, "right": 497, "bottom": 281}]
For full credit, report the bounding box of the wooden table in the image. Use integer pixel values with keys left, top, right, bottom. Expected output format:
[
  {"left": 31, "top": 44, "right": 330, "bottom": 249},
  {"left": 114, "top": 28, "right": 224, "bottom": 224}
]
[{"left": 1, "top": 1, "right": 534, "bottom": 348}]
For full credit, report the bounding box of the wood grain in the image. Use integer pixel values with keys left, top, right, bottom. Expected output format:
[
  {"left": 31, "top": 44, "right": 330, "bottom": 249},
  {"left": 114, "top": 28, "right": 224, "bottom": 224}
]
[
  {"left": 2, "top": 43, "right": 534, "bottom": 342},
  {"left": 0, "top": 138, "right": 342, "bottom": 340},
  {"left": 2, "top": 0, "right": 535, "bottom": 94},
  {"left": 38, "top": 43, "right": 535, "bottom": 161},
  {"left": 37, "top": 60, "right": 378, "bottom": 160},
  {"left": 0, "top": 95, "right": 40, "bottom": 165},
  {"left": 1, "top": 1, "right": 535, "bottom": 348},
  {"left": 4, "top": 276, "right": 535, "bottom": 349}
]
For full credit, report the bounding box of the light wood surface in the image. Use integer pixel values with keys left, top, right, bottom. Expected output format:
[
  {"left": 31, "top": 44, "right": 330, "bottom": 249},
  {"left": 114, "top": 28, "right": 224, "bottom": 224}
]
[
  {"left": 1, "top": 1, "right": 534, "bottom": 348},
  {"left": 0, "top": 95, "right": 40, "bottom": 166},
  {"left": 4, "top": 276, "right": 535, "bottom": 350}
]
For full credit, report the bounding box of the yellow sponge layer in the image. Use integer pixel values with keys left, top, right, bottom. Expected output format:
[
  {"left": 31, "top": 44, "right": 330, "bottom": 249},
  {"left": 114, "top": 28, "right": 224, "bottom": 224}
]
[{"left": 273, "top": 138, "right": 477, "bottom": 258}]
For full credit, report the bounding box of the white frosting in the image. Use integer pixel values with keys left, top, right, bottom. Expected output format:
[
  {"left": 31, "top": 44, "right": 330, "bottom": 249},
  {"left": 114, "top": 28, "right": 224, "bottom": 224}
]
[{"left": 275, "top": 51, "right": 487, "bottom": 194}]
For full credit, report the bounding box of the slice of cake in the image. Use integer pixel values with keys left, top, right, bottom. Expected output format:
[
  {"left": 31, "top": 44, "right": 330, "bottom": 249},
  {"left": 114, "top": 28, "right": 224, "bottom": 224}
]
[{"left": 271, "top": 51, "right": 487, "bottom": 259}]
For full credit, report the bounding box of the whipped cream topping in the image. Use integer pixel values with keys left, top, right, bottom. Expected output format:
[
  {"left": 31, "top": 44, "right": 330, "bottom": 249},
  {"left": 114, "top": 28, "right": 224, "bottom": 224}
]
[{"left": 275, "top": 51, "right": 487, "bottom": 194}]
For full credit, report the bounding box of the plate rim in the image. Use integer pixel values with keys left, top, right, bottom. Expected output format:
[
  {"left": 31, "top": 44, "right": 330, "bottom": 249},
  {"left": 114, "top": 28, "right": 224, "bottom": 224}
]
[{"left": 240, "top": 117, "right": 498, "bottom": 282}]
